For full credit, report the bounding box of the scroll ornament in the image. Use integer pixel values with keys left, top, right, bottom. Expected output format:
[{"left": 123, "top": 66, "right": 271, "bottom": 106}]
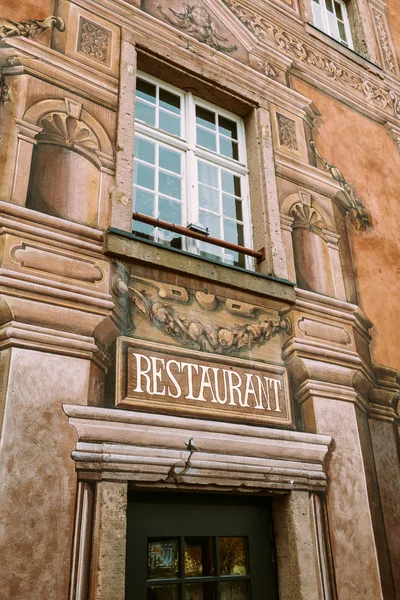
[
  {"left": 157, "top": 3, "right": 237, "bottom": 53},
  {"left": 129, "top": 286, "right": 291, "bottom": 355},
  {"left": 310, "top": 141, "right": 372, "bottom": 231},
  {"left": 0, "top": 15, "right": 65, "bottom": 40}
]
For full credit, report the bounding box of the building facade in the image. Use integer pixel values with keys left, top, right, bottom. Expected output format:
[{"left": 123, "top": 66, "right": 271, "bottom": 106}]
[{"left": 0, "top": 0, "right": 399, "bottom": 598}]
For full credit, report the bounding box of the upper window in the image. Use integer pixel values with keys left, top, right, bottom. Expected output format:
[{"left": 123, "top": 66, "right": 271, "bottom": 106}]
[
  {"left": 311, "top": 0, "right": 353, "bottom": 48},
  {"left": 132, "top": 73, "right": 252, "bottom": 269}
]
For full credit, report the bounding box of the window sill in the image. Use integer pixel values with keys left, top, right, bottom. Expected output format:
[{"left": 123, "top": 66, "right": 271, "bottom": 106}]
[
  {"left": 306, "top": 23, "right": 383, "bottom": 75},
  {"left": 105, "top": 229, "right": 296, "bottom": 303}
]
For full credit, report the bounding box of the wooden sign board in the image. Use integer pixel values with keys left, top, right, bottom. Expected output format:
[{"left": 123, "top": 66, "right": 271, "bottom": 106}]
[{"left": 116, "top": 338, "right": 293, "bottom": 428}]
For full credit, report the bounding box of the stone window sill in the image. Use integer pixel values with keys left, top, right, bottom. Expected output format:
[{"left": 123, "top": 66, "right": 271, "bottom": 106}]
[
  {"left": 306, "top": 22, "right": 383, "bottom": 75},
  {"left": 105, "top": 229, "right": 296, "bottom": 303}
]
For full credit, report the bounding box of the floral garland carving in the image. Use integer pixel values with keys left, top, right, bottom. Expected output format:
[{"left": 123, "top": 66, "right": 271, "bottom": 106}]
[
  {"left": 372, "top": 9, "right": 397, "bottom": 76},
  {"left": 310, "top": 141, "right": 371, "bottom": 231},
  {"left": 157, "top": 3, "right": 237, "bottom": 53},
  {"left": 0, "top": 15, "right": 65, "bottom": 40},
  {"left": 130, "top": 286, "right": 291, "bottom": 354},
  {"left": 221, "top": 0, "right": 399, "bottom": 121}
]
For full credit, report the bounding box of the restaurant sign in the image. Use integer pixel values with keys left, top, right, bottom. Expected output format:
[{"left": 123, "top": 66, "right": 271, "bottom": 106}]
[{"left": 116, "top": 339, "right": 293, "bottom": 427}]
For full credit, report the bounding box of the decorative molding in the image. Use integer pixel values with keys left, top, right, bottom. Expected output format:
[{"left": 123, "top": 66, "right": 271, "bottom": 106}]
[
  {"left": 38, "top": 112, "right": 99, "bottom": 151},
  {"left": 0, "top": 73, "right": 9, "bottom": 103},
  {"left": 277, "top": 113, "right": 298, "bottom": 150},
  {"left": 157, "top": 2, "right": 238, "bottom": 53},
  {"left": 77, "top": 17, "right": 110, "bottom": 64},
  {"left": 372, "top": 8, "right": 398, "bottom": 76},
  {"left": 122, "top": 282, "right": 292, "bottom": 354},
  {"left": 290, "top": 203, "right": 326, "bottom": 232},
  {"left": 0, "top": 15, "right": 65, "bottom": 40},
  {"left": 310, "top": 141, "right": 372, "bottom": 231}
]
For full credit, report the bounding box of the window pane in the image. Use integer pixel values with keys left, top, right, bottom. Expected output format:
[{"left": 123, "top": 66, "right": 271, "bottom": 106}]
[
  {"left": 199, "top": 185, "right": 219, "bottom": 212},
  {"left": 159, "top": 196, "right": 182, "bottom": 224},
  {"left": 135, "top": 163, "right": 155, "bottom": 190},
  {"left": 224, "top": 220, "right": 244, "bottom": 247},
  {"left": 220, "top": 138, "right": 239, "bottom": 160},
  {"left": 159, "top": 172, "right": 181, "bottom": 199},
  {"left": 219, "top": 116, "right": 238, "bottom": 140},
  {"left": 148, "top": 585, "right": 179, "bottom": 600},
  {"left": 159, "top": 110, "right": 181, "bottom": 136},
  {"left": 196, "top": 106, "right": 216, "bottom": 130},
  {"left": 199, "top": 211, "right": 220, "bottom": 237},
  {"left": 148, "top": 539, "right": 179, "bottom": 580},
  {"left": 338, "top": 20, "right": 347, "bottom": 42},
  {"left": 134, "top": 188, "right": 155, "bottom": 216},
  {"left": 219, "top": 537, "right": 248, "bottom": 576},
  {"left": 220, "top": 581, "right": 249, "bottom": 600},
  {"left": 312, "top": 1, "right": 324, "bottom": 29},
  {"left": 132, "top": 220, "right": 154, "bottom": 239},
  {"left": 159, "top": 147, "right": 181, "bottom": 174},
  {"left": 197, "top": 127, "right": 217, "bottom": 152},
  {"left": 136, "top": 100, "right": 156, "bottom": 126},
  {"left": 136, "top": 79, "right": 156, "bottom": 103},
  {"left": 159, "top": 89, "right": 181, "bottom": 114},
  {"left": 325, "top": 0, "right": 334, "bottom": 12},
  {"left": 184, "top": 537, "right": 214, "bottom": 577},
  {"left": 184, "top": 582, "right": 216, "bottom": 600},
  {"left": 136, "top": 138, "right": 155, "bottom": 164},
  {"left": 221, "top": 172, "right": 241, "bottom": 196},
  {"left": 223, "top": 195, "right": 243, "bottom": 221},
  {"left": 198, "top": 162, "right": 218, "bottom": 188},
  {"left": 334, "top": 1, "right": 343, "bottom": 20}
]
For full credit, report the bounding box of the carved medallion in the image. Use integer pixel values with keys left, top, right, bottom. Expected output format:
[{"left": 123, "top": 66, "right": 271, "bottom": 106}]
[
  {"left": 277, "top": 113, "right": 298, "bottom": 150},
  {"left": 77, "top": 17, "right": 110, "bottom": 64}
]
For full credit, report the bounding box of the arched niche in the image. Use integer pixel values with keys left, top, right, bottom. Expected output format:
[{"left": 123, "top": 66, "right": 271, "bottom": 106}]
[{"left": 13, "top": 98, "right": 114, "bottom": 230}]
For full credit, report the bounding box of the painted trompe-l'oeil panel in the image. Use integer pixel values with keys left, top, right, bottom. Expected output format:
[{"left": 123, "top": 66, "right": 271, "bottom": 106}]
[{"left": 114, "top": 274, "right": 293, "bottom": 427}]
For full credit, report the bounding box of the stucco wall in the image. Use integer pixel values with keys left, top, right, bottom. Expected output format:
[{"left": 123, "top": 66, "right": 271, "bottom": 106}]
[{"left": 0, "top": 0, "right": 55, "bottom": 21}]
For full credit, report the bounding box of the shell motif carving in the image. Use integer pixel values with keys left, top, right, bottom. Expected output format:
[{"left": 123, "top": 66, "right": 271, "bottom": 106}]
[
  {"left": 290, "top": 203, "right": 326, "bottom": 231},
  {"left": 38, "top": 112, "right": 99, "bottom": 150}
]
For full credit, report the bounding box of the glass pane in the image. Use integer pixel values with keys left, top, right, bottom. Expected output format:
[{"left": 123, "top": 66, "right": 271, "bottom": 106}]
[
  {"left": 136, "top": 100, "right": 156, "bottom": 126},
  {"left": 334, "top": 1, "right": 343, "bottom": 19},
  {"left": 134, "top": 188, "right": 155, "bottom": 216},
  {"left": 219, "top": 138, "right": 239, "bottom": 160},
  {"left": 223, "top": 195, "right": 243, "bottom": 221},
  {"left": 198, "top": 162, "right": 218, "bottom": 188},
  {"left": 135, "top": 163, "right": 155, "bottom": 190},
  {"left": 148, "top": 584, "right": 179, "bottom": 600},
  {"left": 220, "top": 581, "right": 249, "bottom": 600},
  {"left": 148, "top": 539, "right": 179, "bottom": 580},
  {"left": 132, "top": 220, "right": 154, "bottom": 239},
  {"left": 199, "top": 240, "right": 223, "bottom": 261},
  {"left": 159, "top": 196, "right": 182, "bottom": 224},
  {"left": 312, "top": 2, "right": 324, "bottom": 30},
  {"left": 325, "top": 0, "right": 334, "bottom": 11},
  {"left": 136, "top": 79, "right": 156, "bottom": 104},
  {"left": 184, "top": 537, "right": 214, "bottom": 577},
  {"left": 338, "top": 20, "right": 347, "bottom": 42},
  {"left": 159, "top": 110, "right": 181, "bottom": 136},
  {"left": 197, "top": 127, "right": 217, "bottom": 152},
  {"left": 199, "top": 185, "right": 219, "bottom": 212},
  {"left": 224, "top": 220, "right": 244, "bottom": 246},
  {"left": 219, "top": 116, "right": 238, "bottom": 140},
  {"left": 185, "top": 582, "right": 216, "bottom": 600},
  {"left": 199, "top": 211, "right": 220, "bottom": 237},
  {"left": 159, "top": 147, "right": 181, "bottom": 174},
  {"left": 219, "top": 537, "right": 248, "bottom": 576},
  {"left": 327, "top": 11, "right": 339, "bottom": 39},
  {"left": 196, "top": 106, "right": 216, "bottom": 130},
  {"left": 159, "top": 172, "right": 181, "bottom": 199},
  {"left": 221, "top": 172, "right": 241, "bottom": 196},
  {"left": 159, "top": 88, "right": 181, "bottom": 114},
  {"left": 136, "top": 138, "right": 155, "bottom": 164}
]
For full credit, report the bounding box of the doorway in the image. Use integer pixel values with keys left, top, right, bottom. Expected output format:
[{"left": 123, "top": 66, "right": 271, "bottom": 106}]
[{"left": 126, "top": 493, "right": 278, "bottom": 600}]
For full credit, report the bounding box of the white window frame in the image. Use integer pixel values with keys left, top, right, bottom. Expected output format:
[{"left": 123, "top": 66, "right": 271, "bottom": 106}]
[
  {"left": 133, "top": 71, "right": 253, "bottom": 270},
  {"left": 311, "top": 0, "right": 354, "bottom": 49}
]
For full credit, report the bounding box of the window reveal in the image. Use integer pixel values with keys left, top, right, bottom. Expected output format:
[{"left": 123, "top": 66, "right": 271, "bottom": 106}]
[
  {"left": 133, "top": 73, "right": 252, "bottom": 268},
  {"left": 311, "top": 0, "right": 353, "bottom": 48}
]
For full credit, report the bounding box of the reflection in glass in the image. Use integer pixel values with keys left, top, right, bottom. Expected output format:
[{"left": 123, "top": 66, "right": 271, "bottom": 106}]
[
  {"left": 159, "top": 111, "right": 181, "bottom": 136},
  {"left": 159, "top": 172, "right": 181, "bottom": 200},
  {"left": 132, "top": 220, "right": 154, "bottom": 240},
  {"left": 220, "top": 581, "right": 249, "bottom": 600},
  {"left": 223, "top": 195, "right": 242, "bottom": 221},
  {"left": 198, "top": 162, "right": 218, "bottom": 188},
  {"left": 185, "top": 537, "right": 214, "bottom": 577},
  {"left": 137, "top": 79, "right": 156, "bottom": 103},
  {"left": 196, "top": 106, "right": 216, "bottom": 130},
  {"left": 159, "top": 197, "right": 182, "bottom": 225},
  {"left": 134, "top": 188, "right": 155, "bottom": 216},
  {"left": 219, "top": 138, "right": 239, "bottom": 160},
  {"left": 148, "top": 539, "right": 179, "bottom": 580},
  {"left": 159, "top": 147, "right": 181, "bottom": 174},
  {"left": 136, "top": 101, "right": 156, "bottom": 126},
  {"left": 136, "top": 137, "right": 155, "bottom": 164},
  {"left": 221, "top": 172, "right": 241, "bottom": 197},
  {"left": 199, "top": 211, "right": 220, "bottom": 238},
  {"left": 199, "top": 185, "right": 219, "bottom": 212},
  {"left": 135, "top": 163, "right": 155, "bottom": 190},
  {"left": 197, "top": 128, "right": 217, "bottom": 152},
  {"left": 224, "top": 220, "right": 244, "bottom": 247},
  {"left": 160, "top": 89, "right": 181, "bottom": 114},
  {"left": 219, "top": 537, "right": 248, "bottom": 576},
  {"left": 185, "top": 582, "right": 216, "bottom": 600},
  {"left": 219, "top": 116, "right": 238, "bottom": 139},
  {"left": 147, "top": 584, "right": 179, "bottom": 600}
]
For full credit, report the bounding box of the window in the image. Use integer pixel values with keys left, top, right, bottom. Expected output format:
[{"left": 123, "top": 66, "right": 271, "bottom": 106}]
[
  {"left": 311, "top": 0, "right": 353, "bottom": 48},
  {"left": 132, "top": 73, "right": 252, "bottom": 269}
]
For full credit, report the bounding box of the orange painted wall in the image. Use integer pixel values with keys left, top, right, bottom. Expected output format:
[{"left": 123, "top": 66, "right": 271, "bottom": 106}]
[
  {"left": 0, "top": 0, "right": 55, "bottom": 22},
  {"left": 293, "top": 77, "right": 400, "bottom": 370},
  {"left": 385, "top": 0, "right": 400, "bottom": 63}
]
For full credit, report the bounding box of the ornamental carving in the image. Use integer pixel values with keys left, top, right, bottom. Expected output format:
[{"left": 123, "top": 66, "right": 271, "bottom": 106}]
[
  {"left": 290, "top": 203, "right": 326, "bottom": 232},
  {"left": 372, "top": 9, "right": 397, "bottom": 76},
  {"left": 157, "top": 2, "right": 237, "bottom": 53},
  {"left": 222, "top": 0, "right": 398, "bottom": 121},
  {"left": 0, "top": 73, "right": 9, "bottom": 103},
  {"left": 310, "top": 141, "right": 372, "bottom": 231},
  {"left": 38, "top": 112, "right": 99, "bottom": 151},
  {"left": 77, "top": 18, "right": 110, "bottom": 63},
  {"left": 126, "top": 285, "right": 291, "bottom": 355},
  {"left": 277, "top": 114, "right": 298, "bottom": 150},
  {"left": 0, "top": 15, "right": 65, "bottom": 39}
]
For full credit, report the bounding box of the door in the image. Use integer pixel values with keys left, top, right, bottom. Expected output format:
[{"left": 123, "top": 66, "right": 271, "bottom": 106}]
[{"left": 126, "top": 493, "right": 278, "bottom": 600}]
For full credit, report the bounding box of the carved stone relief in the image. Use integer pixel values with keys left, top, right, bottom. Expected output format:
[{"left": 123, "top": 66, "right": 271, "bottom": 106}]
[
  {"left": 277, "top": 113, "right": 299, "bottom": 150},
  {"left": 0, "top": 15, "right": 65, "bottom": 39},
  {"left": 38, "top": 113, "right": 99, "bottom": 152},
  {"left": 76, "top": 17, "right": 110, "bottom": 64},
  {"left": 290, "top": 203, "right": 326, "bottom": 233},
  {"left": 372, "top": 8, "right": 398, "bottom": 76}
]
